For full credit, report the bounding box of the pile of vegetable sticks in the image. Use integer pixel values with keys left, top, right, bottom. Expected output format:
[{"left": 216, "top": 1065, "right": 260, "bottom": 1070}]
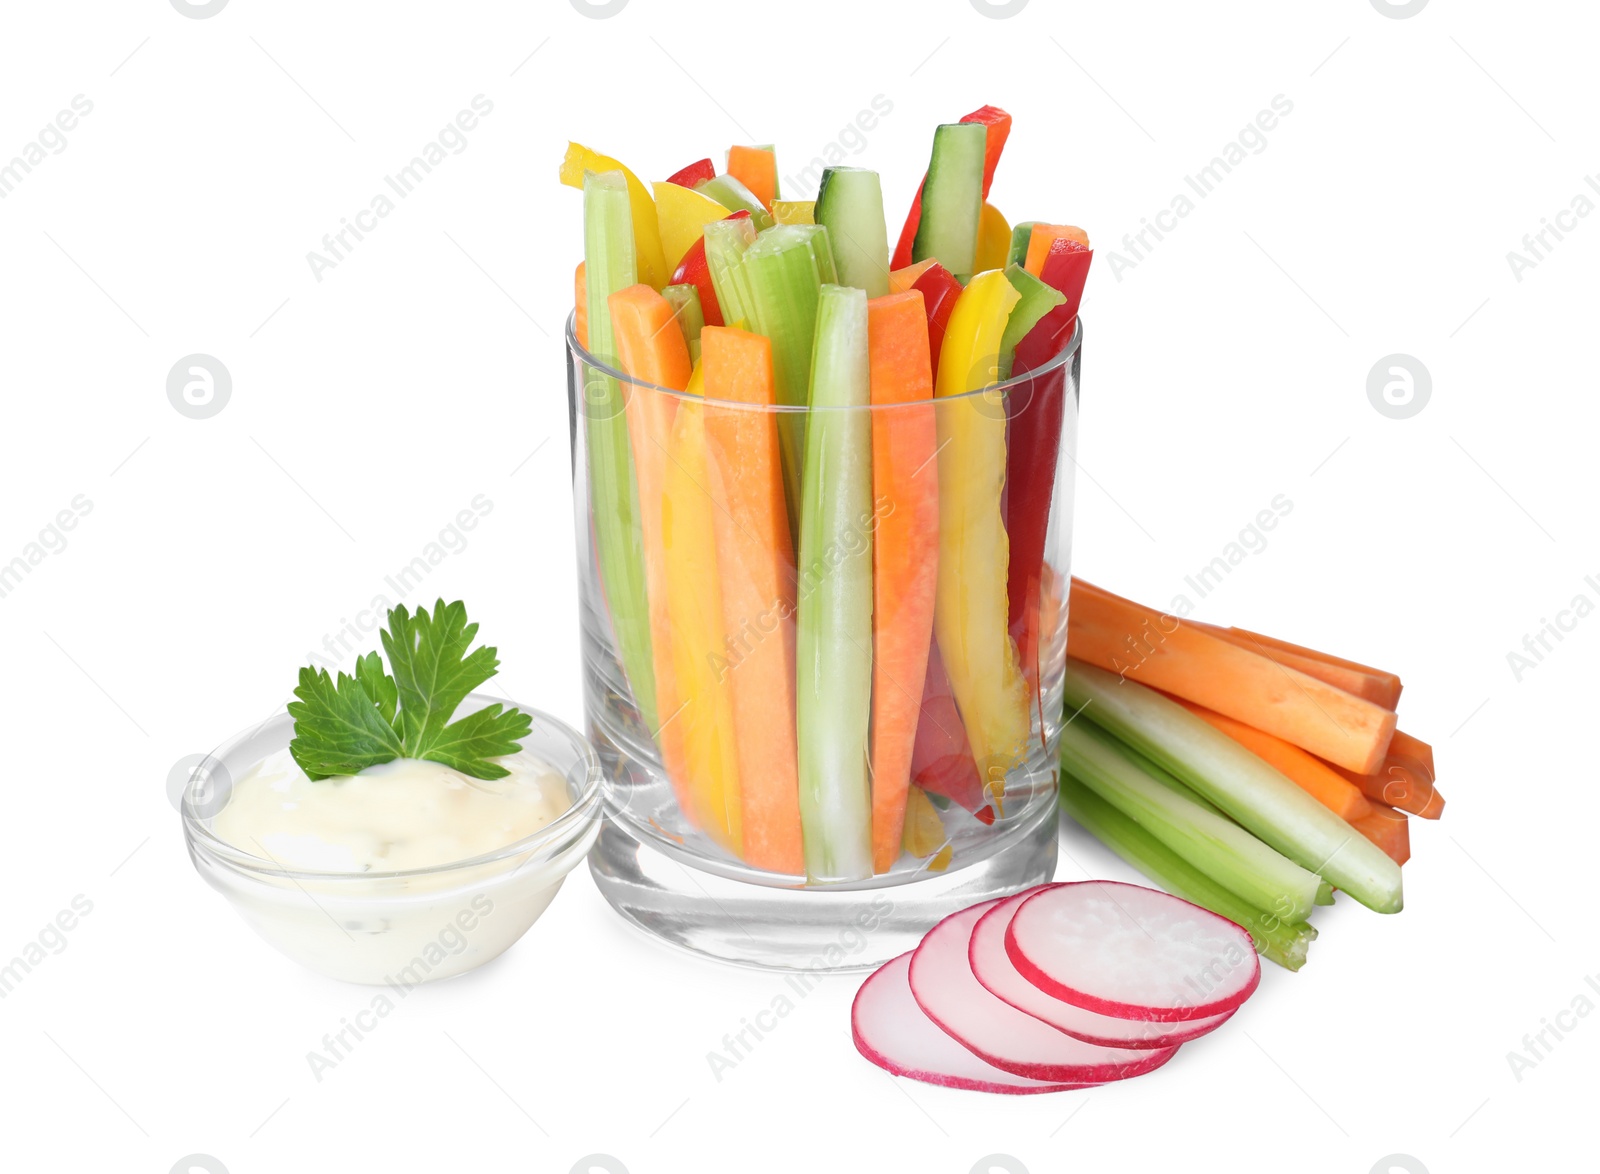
[
  {"left": 562, "top": 107, "right": 1092, "bottom": 883},
  {"left": 1060, "top": 577, "right": 1446, "bottom": 969}
]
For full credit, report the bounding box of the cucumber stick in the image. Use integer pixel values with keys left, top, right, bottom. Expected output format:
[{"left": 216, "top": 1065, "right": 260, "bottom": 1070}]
[
  {"left": 815, "top": 167, "right": 890, "bottom": 298},
  {"left": 1063, "top": 660, "right": 1405, "bottom": 914},
  {"left": 997, "top": 263, "right": 1065, "bottom": 380},
  {"left": 1006, "top": 220, "right": 1038, "bottom": 269},
  {"left": 795, "top": 284, "right": 874, "bottom": 882},
  {"left": 1061, "top": 720, "right": 1324, "bottom": 923},
  {"left": 1059, "top": 776, "right": 1317, "bottom": 972},
  {"left": 742, "top": 225, "right": 824, "bottom": 539},
  {"left": 582, "top": 170, "right": 658, "bottom": 730},
  {"left": 912, "top": 123, "right": 987, "bottom": 276}
]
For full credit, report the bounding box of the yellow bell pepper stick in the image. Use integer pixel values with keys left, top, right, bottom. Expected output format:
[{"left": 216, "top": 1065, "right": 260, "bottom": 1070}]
[
  {"left": 660, "top": 365, "right": 743, "bottom": 854},
  {"left": 932, "top": 269, "right": 1028, "bottom": 798},
  {"left": 561, "top": 142, "right": 671, "bottom": 290}
]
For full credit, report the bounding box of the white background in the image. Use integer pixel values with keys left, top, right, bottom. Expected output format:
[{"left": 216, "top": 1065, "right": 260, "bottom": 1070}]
[{"left": 1, "top": 1, "right": 1593, "bottom": 1171}]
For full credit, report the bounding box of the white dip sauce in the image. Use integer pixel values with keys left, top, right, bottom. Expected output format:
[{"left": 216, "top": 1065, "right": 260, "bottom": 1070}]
[{"left": 214, "top": 748, "right": 572, "bottom": 871}]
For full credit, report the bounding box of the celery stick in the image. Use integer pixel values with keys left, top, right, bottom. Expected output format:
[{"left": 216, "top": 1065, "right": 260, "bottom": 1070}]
[
  {"left": 1006, "top": 221, "right": 1038, "bottom": 269},
  {"left": 791, "top": 224, "right": 839, "bottom": 285},
  {"left": 1064, "top": 660, "right": 1404, "bottom": 914},
  {"left": 913, "top": 123, "right": 986, "bottom": 275},
  {"left": 1062, "top": 720, "right": 1323, "bottom": 923},
  {"left": 795, "top": 283, "right": 874, "bottom": 882},
  {"left": 698, "top": 175, "right": 774, "bottom": 230},
  {"left": 742, "top": 225, "right": 824, "bottom": 536},
  {"left": 582, "top": 170, "right": 657, "bottom": 730},
  {"left": 1060, "top": 775, "right": 1317, "bottom": 972},
  {"left": 815, "top": 167, "right": 890, "bottom": 298},
  {"left": 702, "top": 216, "right": 758, "bottom": 328},
  {"left": 661, "top": 283, "right": 705, "bottom": 364},
  {"left": 997, "top": 263, "right": 1065, "bottom": 379}
]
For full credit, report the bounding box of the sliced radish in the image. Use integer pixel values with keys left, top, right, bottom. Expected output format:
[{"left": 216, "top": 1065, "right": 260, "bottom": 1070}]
[
  {"left": 852, "top": 953, "right": 1094, "bottom": 1095},
  {"left": 971, "top": 888, "right": 1236, "bottom": 1048},
  {"left": 908, "top": 900, "right": 1177, "bottom": 1083},
  {"left": 1006, "top": 881, "right": 1260, "bottom": 1022}
]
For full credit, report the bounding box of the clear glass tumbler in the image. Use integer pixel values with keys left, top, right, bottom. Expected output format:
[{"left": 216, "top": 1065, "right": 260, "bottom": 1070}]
[{"left": 568, "top": 313, "right": 1082, "bottom": 970}]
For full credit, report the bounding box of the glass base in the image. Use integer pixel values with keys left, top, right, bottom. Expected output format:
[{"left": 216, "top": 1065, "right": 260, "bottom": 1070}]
[{"left": 588, "top": 795, "right": 1058, "bottom": 972}]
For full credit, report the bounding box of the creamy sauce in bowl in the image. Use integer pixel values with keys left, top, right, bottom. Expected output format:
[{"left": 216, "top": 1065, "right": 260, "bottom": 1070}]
[{"left": 214, "top": 748, "right": 572, "bottom": 872}]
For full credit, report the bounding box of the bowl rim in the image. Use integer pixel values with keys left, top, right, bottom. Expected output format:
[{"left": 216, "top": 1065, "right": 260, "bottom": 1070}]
[
  {"left": 182, "top": 695, "right": 603, "bottom": 883},
  {"left": 565, "top": 310, "right": 1082, "bottom": 411}
]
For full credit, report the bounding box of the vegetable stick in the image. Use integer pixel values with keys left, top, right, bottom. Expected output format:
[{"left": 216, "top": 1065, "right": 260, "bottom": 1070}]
[
  {"left": 817, "top": 167, "right": 891, "bottom": 298},
  {"left": 912, "top": 123, "right": 987, "bottom": 277},
  {"left": 866, "top": 291, "right": 941, "bottom": 872},
  {"left": 1062, "top": 720, "right": 1325, "bottom": 923},
  {"left": 910, "top": 639, "right": 994, "bottom": 818},
  {"left": 892, "top": 106, "right": 1013, "bottom": 269},
  {"left": 1023, "top": 224, "right": 1090, "bottom": 276},
  {"left": 698, "top": 174, "right": 774, "bottom": 229},
  {"left": 701, "top": 327, "right": 803, "bottom": 874},
  {"left": 702, "top": 215, "right": 759, "bottom": 328},
  {"left": 976, "top": 203, "right": 1012, "bottom": 272},
  {"left": 795, "top": 284, "right": 876, "bottom": 882},
  {"left": 669, "top": 209, "right": 752, "bottom": 330},
  {"left": 650, "top": 180, "right": 732, "bottom": 273},
  {"left": 1200, "top": 624, "right": 1403, "bottom": 710},
  {"left": 581, "top": 171, "right": 658, "bottom": 731},
  {"left": 1350, "top": 802, "right": 1411, "bottom": 867},
  {"left": 661, "top": 369, "right": 742, "bottom": 853},
  {"left": 1389, "top": 730, "right": 1435, "bottom": 778},
  {"left": 1067, "top": 582, "right": 1398, "bottom": 774},
  {"left": 608, "top": 285, "right": 695, "bottom": 812},
  {"left": 1064, "top": 659, "right": 1404, "bottom": 914},
  {"left": 726, "top": 145, "right": 778, "bottom": 210},
  {"left": 1005, "top": 221, "right": 1038, "bottom": 269},
  {"left": 910, "top": 262, "right": 963, "bottom": 382},
  {"left": 997, "top": 263, "right": 1065, "bottom": 381},
  {"left": 933, "top": 270, "right": 1030, "bottom": 790},
  {"left": 574, "top": 262, "right": 588, "bottom": 349},
  {"left": 1333, "top": 757, "right": 1446, "bottom": 820},
  {"left": 1175, "top": 699, "right": 1373, "bottom": 821},
  {"left": 1058, "top": 776, "right": 1317, "bottom": 971},
  {"left": 561, "top": 143, "right": 670, "bottom": 289},
  {"left": 889, "top": 259, "right": 938, "bottom": 294}
]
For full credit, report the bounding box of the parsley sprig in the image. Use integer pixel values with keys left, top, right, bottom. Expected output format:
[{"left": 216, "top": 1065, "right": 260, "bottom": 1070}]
[{"left": 288, "top": 600, "right": 532, "bottom": 781}]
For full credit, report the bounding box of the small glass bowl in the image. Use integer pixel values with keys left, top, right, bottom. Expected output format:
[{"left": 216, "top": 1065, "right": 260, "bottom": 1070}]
[{"left": 182, "top": 696, "right": 602, "bottom": 985}]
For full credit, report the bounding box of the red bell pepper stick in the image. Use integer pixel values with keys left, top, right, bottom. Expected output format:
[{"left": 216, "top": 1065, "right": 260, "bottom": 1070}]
[
  {"left": 664, "top": 157, "right": 716, "bottom": 188},
  {"left": 1005, "top": 241, "right": 1094, "bottom": 724},
  {"left": 891, "top": 105, "right": 1013, "bottom": 269},
  {"left": 909, "top": 261, "right": 963, "bottom": 374},
  {"left": 909, "top": 639, "right": 995, "bottom": 820},
  {"left": 668, "top": 209, "right": 751, "bottom": 330}
]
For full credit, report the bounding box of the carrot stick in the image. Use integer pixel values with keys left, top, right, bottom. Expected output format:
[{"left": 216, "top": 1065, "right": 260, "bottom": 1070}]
[
  {"left": 1333, "top": 756, "right": 1445, "bottom": 820},
  {"left": 888, "top": 259, "right": 938, "bottom": 294},
  {"left": 1215, "top": 626, "right": 1402, "bottom": 710},
  {"left": 1066, "top": 579, "right": 1398, "bottom": 774},
  {"left": 909, "top": 639, "right": 994, "bottom": 819},
  {"left": 1174, "top": 699, "right": 1373, "bottom": 822},
  {"left": 608, "top": 285, "right": 693, "bottom": 812},
  {"left": 865, "top": 291, "right": 941, "bottom": 872},
  {"left": 1389, "top": 729, "right": 1435, "bottom": 778},
  {"left": 660, "top": 368, "right": 742, "bottom": 854},
  {"left": 574, "top": 262, "right": 589, "bottom": 349},
  {"left": 1350, "top": 802, "right": 1410, "bottom": 866},
  {"left": 726, "top": 145, "right": 778, "bottom": 211},
  {"left": 700, "top": 327, "right": 802, "bottom": 873}
]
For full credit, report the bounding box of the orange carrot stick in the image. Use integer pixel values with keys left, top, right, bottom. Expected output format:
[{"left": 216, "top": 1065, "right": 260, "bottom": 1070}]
[
  {"left": 1175, "top": 699, "right": 1373, "bottom": 822},
  {"left": 726, "top": 146, "right": 778, "bottom": 211},
  {"left": 1389, "top": 729, "right": 1434, "bottom": 778},
  {"left": 1334, "top": 756, "right": 1445, "bottom": 820},
  {"left": 1350, "top": 802, "right": 1410, "bottom": 866},
  {"left": 1216, "top": 627, "right": 1402, "bottom": 710},
  {"left": 608, "top": 285, "right": 693, "bottom": 811},
  {"left": 865, "top": 291, "right": 941, "bottom": 872},
  {"left": 574, "top": 262, "right": 589, "bottom": 349},
  {"left": 661, "top": 373, "right": 742, "bottom": 852},
  {"left": 1067, "top": 579, "right": 1397, "bottom": 774},
  {"left": 701, "top": 327, "right": 802, "bottom": 873}
]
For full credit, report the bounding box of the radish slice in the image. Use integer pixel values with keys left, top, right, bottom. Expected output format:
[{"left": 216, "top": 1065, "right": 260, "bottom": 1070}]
[
  {"left": 971, "top": 887, "right": 1236, "bottom": 1048},
  {"left": 908, "top": 900, "right": 1177, "bottom": 1083},
  {"left": 852, "top": 953, "right": 1095, "bottom": 1094},
  {"left": 1006, "top": 881, "right": 1261, "bottom": 1022}
]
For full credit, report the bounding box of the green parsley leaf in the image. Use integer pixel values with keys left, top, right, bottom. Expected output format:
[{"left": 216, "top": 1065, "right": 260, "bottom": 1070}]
[{"left": 288, "top": 600, "right": 528, "bottom": 781}]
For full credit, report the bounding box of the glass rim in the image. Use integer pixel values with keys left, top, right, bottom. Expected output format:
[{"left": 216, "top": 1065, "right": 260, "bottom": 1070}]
[
  {"left": 182, "top": 696, "right": 605, "bottom": 883},
  {"left": 565, "top": 309, "right": 1082, "bottom": 412}
]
